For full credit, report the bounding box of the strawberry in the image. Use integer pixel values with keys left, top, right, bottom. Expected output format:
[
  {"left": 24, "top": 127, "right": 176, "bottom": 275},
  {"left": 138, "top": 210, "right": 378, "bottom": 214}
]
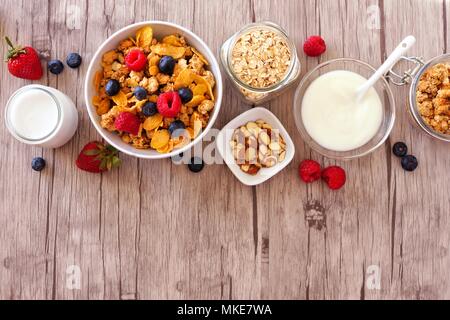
[
  {"left": 303, "top": 35, "right": 327, "bottom": 57},
  {"left": 299, "top": 160, "right": 322, "bottom": 183},
  {"left": 114, "top": 112, "right": 141, "bottom": 136},
  {"left": 322, "top": 166, "right": 346, "bottom": 190},
  {"left": 157, "top": 91, "right": 182, "bottom": 118},
  {"left": 76, "top": 141, "right": 121, "bottom": 173},
  {"left": 4, "top": 36, "right": 43, "bottom": 80}
]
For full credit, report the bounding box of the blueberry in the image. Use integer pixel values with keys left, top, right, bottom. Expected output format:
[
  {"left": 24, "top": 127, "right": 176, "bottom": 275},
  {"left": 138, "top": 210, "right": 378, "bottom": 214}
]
[
  {"left": 158, "top": 56, "right": 176, "bottom": 75},
  {"left": 66, "top": 53, "right": 82, "bottom": 68},
  {"left": 141, "top": 102, "right": 158, "bottom": 117},
  {"left": 188, "top": 157, "right": 204, "bottom": 173},
  {"left": 168, "top": 120, "right": 186, "bottom": 137},
  {"left": 48, "top": 60, "right": 64, "bottom": 75},
  {"left": 134, "top": 86, "right": 147, "bottom": 101},
  {"left": 31, "top": 157, "right": 46, "bottom": 171},
  {"left": 105, "top": 79, "right": 120, "bottom": 96},
  {"left": 178, "top": 87, "right": 193, "bottom": 103},
  {"left": 401, "top": 155, "right": 418, "bottom": 172},
  {"left": 393, "top": 142, "right": 408, "bottom": 157}
]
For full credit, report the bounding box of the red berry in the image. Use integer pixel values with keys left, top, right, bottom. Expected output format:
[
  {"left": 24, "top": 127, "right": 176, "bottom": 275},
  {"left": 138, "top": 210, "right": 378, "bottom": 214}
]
[
  {"left": 322, "top": 166, "right": 346, "bottom": 190},
  {"left": 114, "top": 112, "right": 141, "bottom": 136},
  {"left": 303, "top": 35, "right": 326, "bottom": 57},
  {"left": 157, "top": 92, "right": 182, "bottom": 118},
  {"left": 4, "top": 37, "right": 43, "bottom": 80},
  {"left": 299, "top": 160, "right": 322, "bottom": 183},
  {"left": 125, "top": 49, "right": 147, "bottom": 72},
  {"left": 76, "top": 141, "right": 121, "bottom": 173}
]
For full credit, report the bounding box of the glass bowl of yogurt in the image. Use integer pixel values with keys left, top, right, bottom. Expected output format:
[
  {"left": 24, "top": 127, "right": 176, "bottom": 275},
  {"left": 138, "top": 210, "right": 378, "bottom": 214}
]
[{"left": 293, "top": 58, "right": 396, "bottom": 160}]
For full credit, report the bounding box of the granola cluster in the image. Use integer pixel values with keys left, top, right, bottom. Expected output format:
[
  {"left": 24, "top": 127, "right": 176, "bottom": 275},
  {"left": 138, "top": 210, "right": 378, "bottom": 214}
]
[
  {"left": 231, "top": 28, "right": 291, "bottom": 89},
  {"left": 416, "top": 63, "right": 450, "bottom": 135},
  {"left": 230, "top": 120, "right": 287, "bottom": 176},
  {"left": 92, "top": 26, "right": 216, "bottom": 153}
]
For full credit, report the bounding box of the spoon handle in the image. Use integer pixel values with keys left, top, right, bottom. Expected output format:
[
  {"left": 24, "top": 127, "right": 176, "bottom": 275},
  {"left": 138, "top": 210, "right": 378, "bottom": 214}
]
[{"left": 357, "top": 35, "right": 416, "bottom": 99}]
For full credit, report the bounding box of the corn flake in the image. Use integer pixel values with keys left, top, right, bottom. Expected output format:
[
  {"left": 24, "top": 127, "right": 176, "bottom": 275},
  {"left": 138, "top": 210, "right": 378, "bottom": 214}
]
[
  {"left": 97, "top": 99, "right": 111, "bottom": 116},
  {"left": 162, "top": 35, "right": 183, "bottom": 47},
  {"left": 136, "top": 26, "right": 153, "bottom": 48},
  {"left": 151, "top": 129, "right": 170, "bottom": 149},
  {"left": 134, "top": 99, "right": 148, "bottom": 112},
  {"left": 151, "top": 43, "right": 185, "bottom": 59},
  {"left": 174, "top": 68, "right": 195, "bottom": 89},
  {"left": 157, "top": 140, "right": 174, "bottom": 154},
  {"left": 186, "top": 95, "right": 206, "bottom": 108},
  {"left": 193, "top": 84, "right": 208, "bottom": 96},
  {"left": 174, "top": 69, "right": 214, "bottom": 100},
  {"left": 143, "top": 114, "right": 163, "bottom": 131},
  {"left": 191, "top": 47, "right": 209, "bottom": 66},
  {"left": 112, "top": 91, "right": 128, "bottom": 107},
  {"left": 193, "top": 74, "right": 214, "bottom": 101}
]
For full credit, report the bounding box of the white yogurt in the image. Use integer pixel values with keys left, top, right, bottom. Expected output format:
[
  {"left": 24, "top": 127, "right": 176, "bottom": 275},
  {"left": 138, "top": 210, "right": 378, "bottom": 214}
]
[
  {"left": 301, "top": 70, "right": 383, "bottom": 152},
  {"left": 5, "top": 85, "right": 78, "bottom": 148}
]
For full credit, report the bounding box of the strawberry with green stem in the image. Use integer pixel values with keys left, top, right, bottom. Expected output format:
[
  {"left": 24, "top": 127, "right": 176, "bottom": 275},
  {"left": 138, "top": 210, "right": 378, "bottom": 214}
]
[
  {"left": 4, "top": 36, "right": 43, "bottom": 80},
  {"left": 76, "top": 141, "right": 122, "bottom": 173}
]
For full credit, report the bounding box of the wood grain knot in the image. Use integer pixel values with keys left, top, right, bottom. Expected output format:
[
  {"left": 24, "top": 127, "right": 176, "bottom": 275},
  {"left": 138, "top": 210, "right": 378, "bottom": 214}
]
[
  {"left": 304, "top": 200, "right": 327, "bottom": 231},
  {"left": 176, "top": 281, "right": 185, "bottom": 292},
  {"left": 261, "top": 238, "right": 269, "bottom": 263},
  {"left": 3, "top": 257, "right": 11, "bottom": 269}
]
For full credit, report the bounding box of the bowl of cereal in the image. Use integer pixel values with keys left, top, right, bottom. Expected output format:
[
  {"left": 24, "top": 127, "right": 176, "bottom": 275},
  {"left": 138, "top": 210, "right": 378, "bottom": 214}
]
[{"left": 85, "top": 21, "right": 223, "bottom": 159}]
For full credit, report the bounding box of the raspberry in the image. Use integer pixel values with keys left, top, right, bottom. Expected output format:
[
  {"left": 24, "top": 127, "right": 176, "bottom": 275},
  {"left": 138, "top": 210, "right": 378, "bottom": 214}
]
[
  {"left": 299, "top": 160, "right": 322, "bottom": 183},
  {"left": 303, "top": 36, "right": 326, "bottom": 57},
  {"left": 125, "top": 49, "right": 147, "bottom": 72},
  {"left": 322, "top": 166, "right": 346, "bottom": 190},
  {"left": 157, "top": 92, "right": 182, "bottom": 118},
  {"left": 114, "top": 112, "right": 141, "bottom": 136}
]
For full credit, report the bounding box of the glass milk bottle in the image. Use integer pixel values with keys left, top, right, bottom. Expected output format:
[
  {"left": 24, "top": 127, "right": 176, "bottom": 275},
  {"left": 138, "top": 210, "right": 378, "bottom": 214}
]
[{"left": 5, "top": 84, "right": 78, "bottom": 148}]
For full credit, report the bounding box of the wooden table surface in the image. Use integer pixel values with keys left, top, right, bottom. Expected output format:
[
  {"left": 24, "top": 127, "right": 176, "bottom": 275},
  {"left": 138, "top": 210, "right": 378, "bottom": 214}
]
[{"left": 1, "top": 0, "right": 449, "bottom": 300}]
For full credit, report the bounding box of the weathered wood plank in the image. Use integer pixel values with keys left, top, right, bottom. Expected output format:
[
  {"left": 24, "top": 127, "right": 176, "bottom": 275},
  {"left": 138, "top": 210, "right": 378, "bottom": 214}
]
[{"left": 384, "top": 0, "right": 450, "bottom": 300}]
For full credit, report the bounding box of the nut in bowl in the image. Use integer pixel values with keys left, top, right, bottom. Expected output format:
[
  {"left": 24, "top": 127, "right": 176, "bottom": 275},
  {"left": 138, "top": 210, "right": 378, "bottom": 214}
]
[
  {"left": 217, "top": 107, "right": 295, "bottom": 186},
  {"left": 85, "top": 21, "right": 223, "bottom": 159}
]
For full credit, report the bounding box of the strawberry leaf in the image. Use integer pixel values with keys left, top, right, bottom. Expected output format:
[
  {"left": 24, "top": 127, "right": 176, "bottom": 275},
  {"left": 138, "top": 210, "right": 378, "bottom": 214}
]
[
  {"left": 106, "top": 145, "right": 118, "bottom": 154},
  {"left": 112, "top": 157, "right": 122, "bottom": 168},
  {"left": 99, "top": 158, "right": 108, "bottom": 171},
  {"left": 106, "top": 159, "right": 113, "bottom": 171}
]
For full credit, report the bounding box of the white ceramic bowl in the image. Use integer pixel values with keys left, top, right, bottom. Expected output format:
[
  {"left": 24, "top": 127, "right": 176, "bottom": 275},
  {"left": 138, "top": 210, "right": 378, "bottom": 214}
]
[
  {"left": 216, "top": 107, "right": 295, "bottom": 186},
  {"left": 85, "top": 21, "right": 223, "bottom": 159}
]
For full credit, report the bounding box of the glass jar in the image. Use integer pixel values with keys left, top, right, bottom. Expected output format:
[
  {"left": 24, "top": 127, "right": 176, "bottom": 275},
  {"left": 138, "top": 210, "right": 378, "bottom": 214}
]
[
  {"left": 407, "top": 54, "right": 450, "bottom": 142},
  {"left": 5, "top": 85, "right": 78, "bottom": 148},
  {"left": 220, "top": 21, "right": 301, "bottom": 105}
]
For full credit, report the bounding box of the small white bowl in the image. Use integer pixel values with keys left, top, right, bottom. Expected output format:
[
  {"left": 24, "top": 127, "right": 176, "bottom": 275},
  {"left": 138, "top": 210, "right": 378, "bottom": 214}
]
[
  {"left": 216, "top": 107, "right": 295, "bottom": 186},
  {"left": 84, "top": 21, "right": 223, "bottom": 159}
]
